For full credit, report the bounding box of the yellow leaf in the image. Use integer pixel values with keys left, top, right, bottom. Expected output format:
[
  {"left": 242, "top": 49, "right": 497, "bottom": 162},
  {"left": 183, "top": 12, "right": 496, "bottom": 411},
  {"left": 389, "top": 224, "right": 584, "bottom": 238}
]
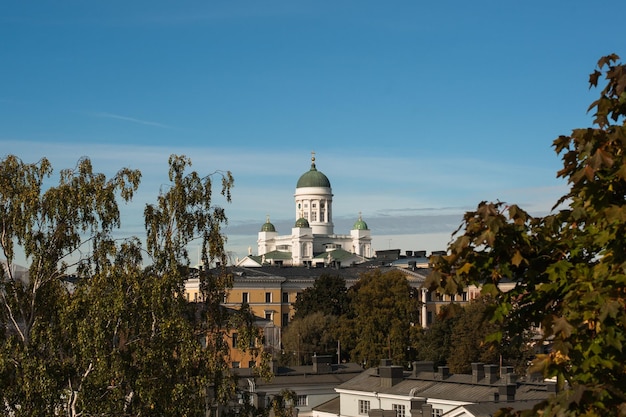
[
  {"left": 511, "top": 250, "right": 525, "bottom": 267},
  {"left": 457, "top": 262, "right": 472, "bottom": 275}
]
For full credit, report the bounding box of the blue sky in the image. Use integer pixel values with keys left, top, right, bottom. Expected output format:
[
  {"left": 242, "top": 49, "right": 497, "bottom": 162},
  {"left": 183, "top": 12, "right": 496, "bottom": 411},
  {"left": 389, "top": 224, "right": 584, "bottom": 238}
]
[{"left": 1, "top": 1, "right": 624, "bottom": 265}]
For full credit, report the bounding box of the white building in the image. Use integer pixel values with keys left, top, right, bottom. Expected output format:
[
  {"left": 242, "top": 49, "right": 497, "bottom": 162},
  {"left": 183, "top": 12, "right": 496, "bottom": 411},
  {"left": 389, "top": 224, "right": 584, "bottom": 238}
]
[
  {"left": 313, "top": 361, "right": 556, "bottom": 417},
  {"left": 243, "top": 154, "right": 372, "bottom": 267}
]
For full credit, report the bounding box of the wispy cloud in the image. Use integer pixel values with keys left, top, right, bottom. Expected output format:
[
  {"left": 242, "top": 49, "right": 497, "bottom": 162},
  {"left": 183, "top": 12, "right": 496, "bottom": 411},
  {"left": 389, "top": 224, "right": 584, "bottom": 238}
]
[{"left": 89, "top": 112, "right": 173, "bottom": 129}]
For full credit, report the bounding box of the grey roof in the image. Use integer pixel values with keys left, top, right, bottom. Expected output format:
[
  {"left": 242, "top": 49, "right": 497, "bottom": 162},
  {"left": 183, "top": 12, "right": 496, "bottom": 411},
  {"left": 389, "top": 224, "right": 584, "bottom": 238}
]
[
  {"left": 337, "top": 367, "right": 554, "bottom": 404},
  {"left": 312, "top": 396, "right": 341, "bottom": 414},
  {"left": 234, "top": 363, "right": 364, "bottom": 390},
  {"left": 458, "top": 401, "right": 543, "bottom": 417}
]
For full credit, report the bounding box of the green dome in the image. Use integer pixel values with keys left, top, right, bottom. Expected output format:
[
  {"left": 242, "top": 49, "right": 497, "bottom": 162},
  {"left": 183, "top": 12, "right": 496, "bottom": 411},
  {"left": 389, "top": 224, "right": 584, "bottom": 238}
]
[
  {"left": 296, "top": 157, "right": 331, "bottom": 188},
  {"left": 260, "top": 216, "right": 276, "bottom": 232},
  {"left": 295, "top": 217, "right": 310, "bottom": 228},
  {"left": 352, "top": 214, "right": 369, "bottom": 230}
]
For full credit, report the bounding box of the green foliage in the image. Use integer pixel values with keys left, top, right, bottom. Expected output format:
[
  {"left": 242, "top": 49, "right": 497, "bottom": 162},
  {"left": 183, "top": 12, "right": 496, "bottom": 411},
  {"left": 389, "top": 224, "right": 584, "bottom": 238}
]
[
  {"left": 349, "top": 269, "right": 421, "bottom": 367},
  {"left": 293, "top": 274, "right": 350, "bottom": 319},
  {"left": 0, "top": 154, "right": 252, "bottom": 416},
  {"left": 415, "top": 303, "right": 463, "bottom": 366},
  {"left": 428, "top": 55, "right": 626, "bottom": 416},
  {"left": 282, "top": 312, "right": 336, "bottom": 365}
]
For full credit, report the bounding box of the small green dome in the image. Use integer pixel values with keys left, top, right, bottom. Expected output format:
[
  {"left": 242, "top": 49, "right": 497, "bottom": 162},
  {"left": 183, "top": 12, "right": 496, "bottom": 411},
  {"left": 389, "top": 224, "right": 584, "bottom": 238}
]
[
  {"left": 295, "top": 217, "right": 310, "bottom": 228},
  {"left": 352, "top": 213, "right": 369, "bottom": 230},
  {"left": 296, "top": 156, "right": 331, "bottom": 188},
  {"left": 261, "top": 216, "right": 276, "bottom": 232}
]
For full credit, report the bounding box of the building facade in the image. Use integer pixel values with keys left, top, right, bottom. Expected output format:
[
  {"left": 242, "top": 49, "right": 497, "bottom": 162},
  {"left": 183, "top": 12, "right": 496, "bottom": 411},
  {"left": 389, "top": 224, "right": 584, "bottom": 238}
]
[
  {"left": 314, "top": 360, "right": 556, "bottom": 417},
  {"left": 251, "top": 153, "right": 372, "bottom": 267}
]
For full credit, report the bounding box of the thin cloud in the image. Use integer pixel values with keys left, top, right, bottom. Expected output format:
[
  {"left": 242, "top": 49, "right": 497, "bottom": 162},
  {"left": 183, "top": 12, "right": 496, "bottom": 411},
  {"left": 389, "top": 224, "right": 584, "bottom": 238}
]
[{"left": 90, "top": 112, "right": 173, "bottom": 129}]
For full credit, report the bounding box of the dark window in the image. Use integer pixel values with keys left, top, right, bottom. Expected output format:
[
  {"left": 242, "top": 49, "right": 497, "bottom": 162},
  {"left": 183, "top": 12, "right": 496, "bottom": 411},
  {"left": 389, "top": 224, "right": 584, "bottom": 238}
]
[
  {"left": 282, "top": 292, "right": 289, "bottom": 303},
  {"left": 265, "top": 292, "right": 271, "bottom": 303},
  {"left": 282, "top": 313, "right": 289, "bottom": 327},
  {"left": 242, "top": 292, "right": 249, "bottom": 303},
  {"left": 232, "top": 332, "right": 238, "bottom": 348}
]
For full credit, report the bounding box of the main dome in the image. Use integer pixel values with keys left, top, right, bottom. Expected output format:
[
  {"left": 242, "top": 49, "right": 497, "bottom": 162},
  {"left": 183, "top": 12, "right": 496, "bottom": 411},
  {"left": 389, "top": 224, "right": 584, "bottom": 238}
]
[{"left": 296, "top": 156, "right": 331, "bottom": 188}]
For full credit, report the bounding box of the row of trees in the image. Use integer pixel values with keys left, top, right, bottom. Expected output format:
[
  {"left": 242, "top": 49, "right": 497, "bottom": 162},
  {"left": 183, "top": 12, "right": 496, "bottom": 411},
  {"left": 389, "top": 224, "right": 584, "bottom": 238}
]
[
  {"left": 282, "top": 271, "right": 526, "bottom": 372},
  {"left": 0, "top": 155, "right": 270, "bottom": 416}
]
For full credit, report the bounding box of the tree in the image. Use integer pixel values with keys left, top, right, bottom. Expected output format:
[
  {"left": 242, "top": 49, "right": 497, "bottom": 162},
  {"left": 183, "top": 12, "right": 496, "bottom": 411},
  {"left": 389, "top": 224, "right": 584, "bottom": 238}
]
[
  {"left": 292, "top": 274, "right": 350, "bottom": 319},
  {"left": 427, "top": 55, "right": 626, "bottom": 416},
  {"left": 349, "top": 269, "right": 421, "bottom": 367},
  {"left": 0, "top": 155, "right": 141, "bottom": 416},
  {"left": 0, "top": 154, "right": 253, "bottom": 416},
  {"left": 282, "top": 312, "right": 336, "bottom": 365},
  {"left": 415, "top": 303, "right": 462, "bottom": 367}
]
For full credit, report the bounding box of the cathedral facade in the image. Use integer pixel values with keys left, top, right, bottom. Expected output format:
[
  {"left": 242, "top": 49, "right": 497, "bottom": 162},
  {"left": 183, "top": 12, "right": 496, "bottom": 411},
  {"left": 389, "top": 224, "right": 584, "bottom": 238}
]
[{"left": 240, "top": 154, "right": 372, "bottom": 267}]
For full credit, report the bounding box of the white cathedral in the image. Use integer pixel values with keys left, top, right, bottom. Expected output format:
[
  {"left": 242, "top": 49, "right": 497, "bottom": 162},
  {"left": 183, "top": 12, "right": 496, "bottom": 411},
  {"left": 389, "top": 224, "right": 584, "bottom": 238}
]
[{"left": 237, "top": 154, "right": 372, "bottom": 267}]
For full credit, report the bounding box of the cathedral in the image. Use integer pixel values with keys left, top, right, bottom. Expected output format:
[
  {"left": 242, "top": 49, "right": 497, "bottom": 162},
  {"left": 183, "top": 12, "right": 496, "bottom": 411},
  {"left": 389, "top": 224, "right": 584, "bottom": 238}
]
[{"left": 237, "top": 154, "right": 372, "bottom": 267}]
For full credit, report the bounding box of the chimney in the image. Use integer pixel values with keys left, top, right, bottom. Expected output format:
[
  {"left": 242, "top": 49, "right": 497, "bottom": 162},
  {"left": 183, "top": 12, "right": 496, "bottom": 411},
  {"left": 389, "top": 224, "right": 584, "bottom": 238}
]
[
  {"left": 406, "top": 250, "right": 413, "bottom": 257},
  {"left": 412, "top": 361, "right": 434, "bottom": 377},
  {"left": 436, "top": 366, "right": 450, "bottom": 380},
  {"left": 312, "top": 355, "right": 333, "bottom": 374},
  {"left": 380, "top": 358, "right": 392, "bottom": 367},
  {"left": 471, "top": 363, "right": 485, "bottom": 383},
  {"left": 503, "top": 372, "right": 517, "bottom": 385},
  {"left": 409, "top": 400, "right": 426, "bottom": 417},
  {"left": 380, "top": 365, "right": 404, "bottom": 387},
  {"left": 498, "top": 384, "right": 516, "bottom": 402},
  {"left": 500, "top": 366, "right": 514, "bottom": 377},
  {"left": 484, "top": 364, "right": 499, "bottom": 384},
  {"left": 421, "top": 404, "right": 433, "bottom": 417}
]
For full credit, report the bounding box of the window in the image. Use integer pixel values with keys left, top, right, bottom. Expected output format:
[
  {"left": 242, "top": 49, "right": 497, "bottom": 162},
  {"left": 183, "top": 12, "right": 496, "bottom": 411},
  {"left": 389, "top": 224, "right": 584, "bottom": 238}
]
[
  {"left": 320, "top": 212, "right": 325, "bottom": 221},
  {"left": 248, "top": 360, "right": 256, "bottom": 368},
  {"left": 232, "top": 332, "right": 238, "bottom": 348},
  {"left": 265, "top": 312, "right": 273, "bottom": 321},
  {"left": 242, "top": 292, "right": 249, "bottom": 303},
  {"left": 296, "top": 395, "right": 308, "bottom": 406},
  {"left": 282, "top": 313, "right": 289, "bottom": 327},
  {"left": 432, "top": 409, "right": 443, "bottom": 417},
  {"left": 311, "top": 212, "right": 317, "bottom": 222},
  {"left": 282, "top": 292, "right": 289, "bottom": 303},
  {"left": 393, "top": 404, "right": 405, "bottom": 417},
  {"left": 358, "top": 400, "right": 370, "bottom": 415},
  {"left": 265, "top": 292, "right": 272, "bottom": 303},
  {"left": 232, "top": 361, "right": 240, "bottom": 368},
  {"left": 312, "top": 203, "right": 316, "bottom": 208}
]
